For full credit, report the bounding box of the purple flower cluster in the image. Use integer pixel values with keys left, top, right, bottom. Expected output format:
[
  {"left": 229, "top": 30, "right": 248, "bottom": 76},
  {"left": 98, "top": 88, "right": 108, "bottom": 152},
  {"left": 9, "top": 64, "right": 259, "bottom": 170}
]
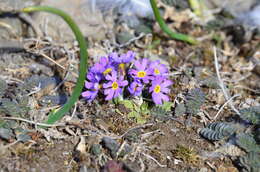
[{"left": 81, "top": 51, "right": 172, "bottom": 104}]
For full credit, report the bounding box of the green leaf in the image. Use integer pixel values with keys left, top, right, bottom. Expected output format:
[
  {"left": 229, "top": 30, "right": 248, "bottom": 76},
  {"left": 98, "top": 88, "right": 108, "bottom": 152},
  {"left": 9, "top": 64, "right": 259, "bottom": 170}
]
[
  {"left": 239, "top": 106, "right": 260, "bottom": 125},
  {"left": 185, "top": 88, "right": 206, "bottom": 115},
  {"left": 128, "top": 111, "right": 146, "bottom": 124},
  {"left": 136, "top": 117, "right": 146, "bottom": 124},
  {"left": 140, "top": 102, "right": 149, "bottom": 114},
  {"left": 236, "top": 133, "right": 260, "bottom": 153},
  {"left": 160, "top": 101, "right": 173, "bottom": 111},
  {"left": 120, "top": 100, "right": 134, "bottom": 110},
  {"left": 128, "top": 111, "right": 139, "bottom": 118},
  {"left": 238, "top": 152, "right": 260, "bottom": 172},
  {"left": 0, "top": 79, "right": 7, "bottom": 98},
  {"left": 0, "top": 98, "right": 29, "bottom": 117},
  {"left": 133, "top": 103, "right": 140, "bottom": 112},
  {"left": 200, "top": 122, "right": 236, "bottom": 141}
]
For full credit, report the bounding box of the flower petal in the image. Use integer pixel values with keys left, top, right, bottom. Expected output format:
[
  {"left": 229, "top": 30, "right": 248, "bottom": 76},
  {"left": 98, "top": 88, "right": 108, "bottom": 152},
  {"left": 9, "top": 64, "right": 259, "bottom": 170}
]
[
  {"left": 140, "top": 58, "right": 148, "bottom": 70},
  {"left": 103, "top": 82, "right": 112, "bottom": 88},
  {"left": 85, "top": 81, "right": 94, "bottom": 89},
  {"left": 105, "top": 89, "right": 115, "bottom": 100},
  {"left": 161, "top": 80, "right": 173, "bottom": 88},
  {"left": 152, "top": 92, "right": 162, "bottom": 104},
  {"left": 134, "top": 59, "right": 142, "bottom": 70},
  {"left": 119, "top": 80, "right": 128, "bottom": 87},
  {"left": 114, "top": 88, "right": 121, "bottom": 98}
]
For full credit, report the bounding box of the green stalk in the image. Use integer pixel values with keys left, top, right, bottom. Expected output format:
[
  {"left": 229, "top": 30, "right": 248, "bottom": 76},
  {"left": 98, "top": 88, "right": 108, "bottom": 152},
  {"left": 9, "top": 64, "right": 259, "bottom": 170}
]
[
  {"left": 22, "top": 6, "right": 88, "bottom": 126},
  {"left": 150, "top": 0, "right": 198, "bottom": 44}
]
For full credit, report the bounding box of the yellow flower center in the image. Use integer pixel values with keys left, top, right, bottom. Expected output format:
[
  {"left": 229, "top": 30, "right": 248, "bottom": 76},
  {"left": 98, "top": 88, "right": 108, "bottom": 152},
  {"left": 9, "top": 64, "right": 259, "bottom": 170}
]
[
  {"left": 119, "top": 63, "right": 125, "bottom": 75},
  {"left": 137, "top": 71, "right": 146, "bottom": 78},
  {"left": 154, "top": 85, "right": 161, "bottom": 93},
  {"left": 119, "top": 63, "right": 125, "bottom": 70},
  {"left": 112, "top": 82, "right": 119, "bottom": 90},
  {"left": 154, "top": 68, "right": 160, "bottom": 75},
  {"left": 103, "top": 68, "right": 112, "bottom": 75}
]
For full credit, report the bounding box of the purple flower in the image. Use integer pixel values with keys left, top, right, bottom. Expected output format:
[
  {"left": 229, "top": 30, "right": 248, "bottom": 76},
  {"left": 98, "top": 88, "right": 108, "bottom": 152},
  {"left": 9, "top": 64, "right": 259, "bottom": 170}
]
[
  {"left": 129, "top": 58, "right": 152, "bottom": 83},
  {"left": 81, "top": 72, "right": 102, "bottom": 102},
  {"left": 91, "top": 56, "right": 115, "bottom": 75},
  {"left": 149, "top": 77, "right": 172, "bottom": 104},
  {"left": 149, "top": 60, "right": 168, "bottom": 78},
  {"left": 103, "top": 71, "right": 128, "bottom": 100},
  {"left": 128, "top": 80, "right": 144, "bottom": 96},
  {"left": 109, "top": 51, "right": 135, "bottom": 76},
  {"left": 110, "top": 51, "right": 135, "bottom": 64}
]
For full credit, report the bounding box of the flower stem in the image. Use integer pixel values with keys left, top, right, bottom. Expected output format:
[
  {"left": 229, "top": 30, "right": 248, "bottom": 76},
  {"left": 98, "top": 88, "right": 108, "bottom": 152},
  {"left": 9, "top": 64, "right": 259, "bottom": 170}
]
[
  {"left": 150, "top": 0, "right": 198, "bottom": 44},
  {"left": 22, "top": 6, "right": 88, "bottom": 126}
]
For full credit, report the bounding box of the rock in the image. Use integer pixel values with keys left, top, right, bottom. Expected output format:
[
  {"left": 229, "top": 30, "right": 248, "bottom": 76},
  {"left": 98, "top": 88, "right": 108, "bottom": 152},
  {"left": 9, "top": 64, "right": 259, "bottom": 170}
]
[
  {"left": 0, "top": 128, "right": 14, "bottom": 140},
  {"left": 0, "top": 0, "right": 41, "bottom": 12},
  {"left": 134, "top": 23, "right": 152, "bottom": 34},
  {"left": 101, "top": 137, "right": 120, "bottom": 158},
  {"left": 116, "top": 31, "right": 135, "bottom": 45},
  {"left": 204, "top": 0, "right": 257, "bottom": 17},
  {"left": 31, "top": 0, "right": 107, "bottom": 41},
  {"left": 101, "top": 137, "right": 132, "bottom": 158},
  {"left": 0, "top": 0, "right": 41, "bottom": 39},
  {"left": 16, "top": 75, "right": 61, "bottom": 98},
  {"left": 39, "top": 94, "right": 68, "bottom": 106},
  {"left": 101, "top": 160, "right": 134, "bottom": 172}
]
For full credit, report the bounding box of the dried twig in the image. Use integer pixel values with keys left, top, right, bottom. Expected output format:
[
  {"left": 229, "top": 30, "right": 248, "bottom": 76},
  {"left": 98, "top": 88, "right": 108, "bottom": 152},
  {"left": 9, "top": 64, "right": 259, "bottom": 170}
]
[
  {"left": 39, "top": 52, "right": 78, "bottom": 77},
  {"left": 142, "top": 152, "right": 167, "bottom": 167},
  {"left": 112, "top": 123, "right": 154, "bottom": 139},
  {"left": 214, "top": 94, "right": 240, "bottom": 120},
  {"left": 213, "top": 47, "right": 241, "bottom": 116},
  {"left": 0, "top": 116, "right": 65, "bottom": 127},
  {"left": 114, "top": 33, "right": 146, "bottom": 48}
]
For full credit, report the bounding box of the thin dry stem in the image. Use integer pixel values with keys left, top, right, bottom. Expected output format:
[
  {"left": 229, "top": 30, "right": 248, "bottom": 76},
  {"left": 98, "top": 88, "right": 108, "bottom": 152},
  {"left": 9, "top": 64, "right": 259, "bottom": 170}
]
[
  {"left": 0, "top": 116, "right": 65, "bottom": 127},
  {"left": 213, "top": 47, "right": 241, "bottom": 116},
  {"left": 214, "top": 94, "right": 240, "bottom": 120}
]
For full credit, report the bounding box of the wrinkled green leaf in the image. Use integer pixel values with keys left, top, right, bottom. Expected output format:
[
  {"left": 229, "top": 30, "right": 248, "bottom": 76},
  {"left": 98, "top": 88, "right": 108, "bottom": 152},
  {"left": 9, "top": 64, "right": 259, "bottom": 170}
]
[
  {"left": 200, "top": 122, "right": 236, "bottom": 141},
  {"left": 128, "top": 111, "right": 139, "bottom": 118},
  {"left": 238, "top": 152, "right": 260, "bottom": 172},
  {"left": 151, "top": 103, "right": 172, "bottom": 121},
  {"left": 239, "top": 106, "right": 260, "bottom": 124},
  {"left": 136, "top": 117, "right": 146, "bottom": 124},
  {"left": 0, "top": 79, "right": 7, "bottom": 97},
  {"left": 140, "top": 102, "right": 149, "bottom": 114},
  {"left": 199, "top": 76, "right": 220, "bottom": 89},
  {"left": 160, "top": 101, "right": 173, "bottom": 111},
  {"left": 185, "top": 88, "right": 205, "bottom": 115},
  {"left": 120, "top": 100, "right": 135, "bottom": 110},
  {"left": 236, "top": 133, "right": 260, "bottom": 153},
  {"left": 128, "top": 111, "right": 146, "bottom": 124},
  {"left": 0, "top": 98, "right": 29, "bottom": 117}
]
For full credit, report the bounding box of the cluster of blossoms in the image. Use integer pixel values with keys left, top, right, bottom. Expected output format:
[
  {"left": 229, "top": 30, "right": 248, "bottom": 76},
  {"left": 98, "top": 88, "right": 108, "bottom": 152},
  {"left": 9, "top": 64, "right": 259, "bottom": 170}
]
[{"left": 81, "top": 51, "right": 172, "bottom": 104}]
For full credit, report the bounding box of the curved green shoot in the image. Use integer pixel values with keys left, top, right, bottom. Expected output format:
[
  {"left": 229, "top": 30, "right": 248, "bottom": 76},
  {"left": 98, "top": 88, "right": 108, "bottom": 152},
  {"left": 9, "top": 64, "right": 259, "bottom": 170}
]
[
  {"left": 150, "top": 0, "right": 198, "bottom": 44},
  {"left": 22, "top": 6, "right": 88, "bottom": 126}
]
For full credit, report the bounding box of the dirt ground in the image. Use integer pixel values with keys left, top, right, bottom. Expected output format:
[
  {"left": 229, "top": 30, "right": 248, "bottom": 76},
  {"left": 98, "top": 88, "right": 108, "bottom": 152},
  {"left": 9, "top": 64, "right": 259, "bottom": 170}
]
[{"left": 0, "top": 0, "right": 260, "bottom": 172}]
